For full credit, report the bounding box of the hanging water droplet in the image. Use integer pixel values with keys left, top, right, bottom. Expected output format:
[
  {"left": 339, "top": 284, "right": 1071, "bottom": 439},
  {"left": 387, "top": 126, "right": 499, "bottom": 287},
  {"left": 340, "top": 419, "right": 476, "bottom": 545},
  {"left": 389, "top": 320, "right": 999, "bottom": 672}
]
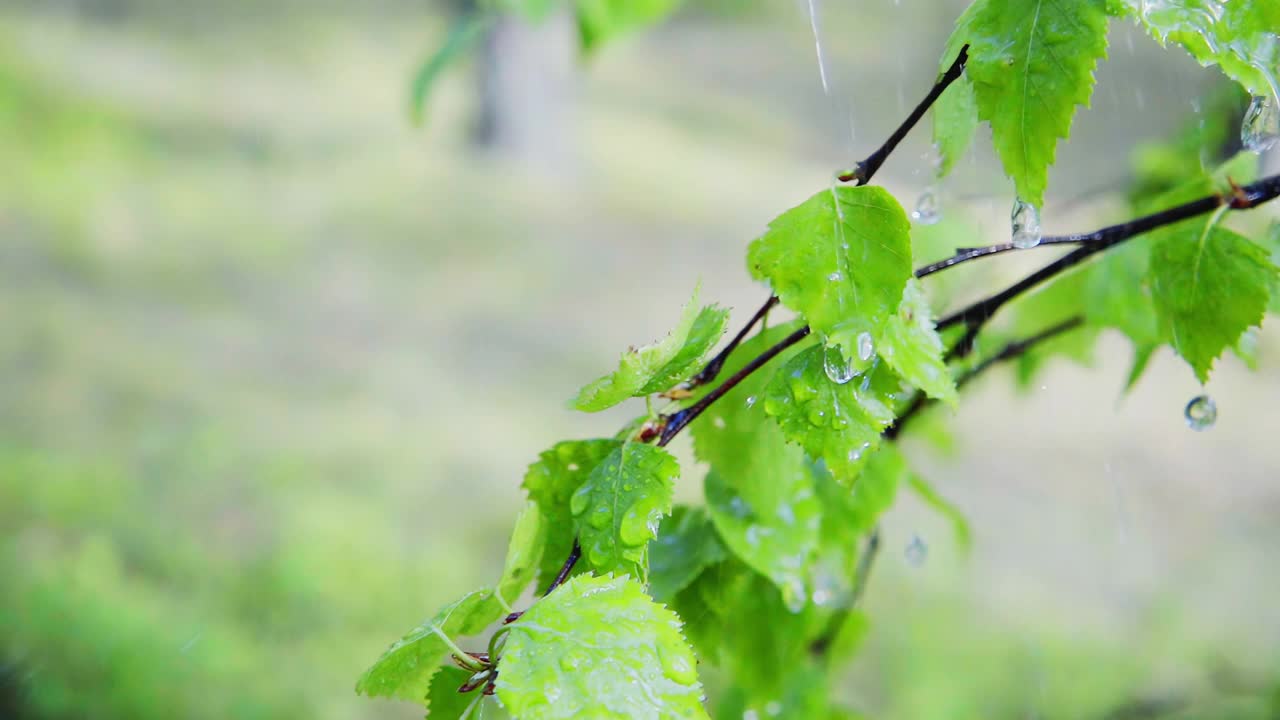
[
  {"left": 823, "top": 344, "right": 856, "bottom": 384},
  {"left": 1184, "top": 394, "right": 1217, "bottom": 431},
  {"left": 911, "top": 187, "right": 941, "bottom": 225},
  {"left": 1010, "top": 198, "right": 1042, "bottom": 249},
  {"left": 904, "top": 534, "right": 928, "bottom": 567},
  {"left": 856, "top": 331, "right": 874, "bottom": 362},
  {"left": 1241, "top": 94, "right": 1280, "bottom": 153}
]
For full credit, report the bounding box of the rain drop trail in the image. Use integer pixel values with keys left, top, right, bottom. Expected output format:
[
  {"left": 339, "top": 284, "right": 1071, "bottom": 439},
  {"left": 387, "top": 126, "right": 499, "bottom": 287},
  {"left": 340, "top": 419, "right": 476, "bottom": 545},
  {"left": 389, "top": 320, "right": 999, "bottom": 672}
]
[
  {"left": 805, "top": 0, "right": 832, "bottom": 95},
  {"left": 1242, "top": 94, "right": 1280, "bottom": 153},
  {"left": 912, "top": 187, "right": 941, "bottom": 225},
  {"left": 1184, "top": 394, "right": 1217, "bottom": 431},
  {"left": 1010, "top": 198, "right": 1042, "bottom": 249}
]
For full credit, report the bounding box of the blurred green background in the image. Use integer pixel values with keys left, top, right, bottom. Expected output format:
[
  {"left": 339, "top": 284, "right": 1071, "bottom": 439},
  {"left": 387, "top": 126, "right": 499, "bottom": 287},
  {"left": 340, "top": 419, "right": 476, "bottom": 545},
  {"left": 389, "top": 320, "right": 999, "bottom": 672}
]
[{"left": 1, "top": 1, "right": 1278, "bottom": 718}]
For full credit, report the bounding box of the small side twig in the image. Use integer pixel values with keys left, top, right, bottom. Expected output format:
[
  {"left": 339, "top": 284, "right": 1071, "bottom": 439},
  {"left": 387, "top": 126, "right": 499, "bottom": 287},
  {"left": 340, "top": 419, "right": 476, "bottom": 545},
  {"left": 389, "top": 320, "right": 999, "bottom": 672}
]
[
  {"left": 837, "top": 45, "right": 969, "bottom": 185},
  {"left": 687, "top": 296, "right": 778, "bottom": 389}
]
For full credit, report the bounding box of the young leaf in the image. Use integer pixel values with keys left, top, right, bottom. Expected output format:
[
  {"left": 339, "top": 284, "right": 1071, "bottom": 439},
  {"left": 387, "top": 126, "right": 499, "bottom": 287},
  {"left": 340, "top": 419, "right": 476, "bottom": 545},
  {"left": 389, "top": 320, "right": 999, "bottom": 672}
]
[
  {"left": 966, "top": 0, "right": 1110, "bottom": 207},
  {"left": 496, "top": 574, "right": 709, "bottom": 720},
  {"left": 569, "top": 442, "right": 680, "bottom": 581},
  {"left": 1150, "top": 221, "right": 1277, "bottom": 383},
  {"left": 878, "top": 279, "right": 958, "bottom": 404},
  {"left": 650, "top": 505, "right": 728, "bottom": 602},
  {"left": 690, "top": 322, "right": 822, "bottom": 606},
  {"left": 572, "top": 284, "right": 729, "bottom": 411},
  {"left": 760, "top": 344, "right": 900, "bottom": 485},
  {"left": 356, "top": 588, "right": 503, "bottom": 703},
  {"left": 427, "top": 666, "right": 483, "bottom": 718},
  {"left": 498, "top": 501, "right": 545, "bottom": 605},
  {"left": 522, "top": 439, "right": 622, "bottom": 590},
  {"left": 747, "top": 186, "right": 913, "bottom": 365}
]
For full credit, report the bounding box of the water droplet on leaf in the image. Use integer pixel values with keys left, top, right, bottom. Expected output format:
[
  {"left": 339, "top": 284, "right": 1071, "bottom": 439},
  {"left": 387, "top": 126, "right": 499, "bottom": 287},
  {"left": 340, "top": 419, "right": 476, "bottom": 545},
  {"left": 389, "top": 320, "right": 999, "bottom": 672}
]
[
  {"left": 1242, "top": 94, "right": 1280, "bottom": 153},
  {"left": 745, "top": 395, "right": 757, "bottom": 408},
  {"left": 781, "top": 577, "right": 808, "bottom": 613},
  {"left": 618, "top": 502, "right": 656, "bottom": 546},
  {"left": 1184, "top": 394, "right": 1217, "bottom": 431},
  {"left": 905, "top": 534, "right": 928, "bottom": 567},
  {"left": 588, "top": 506, "right": 611, "bottom": 529},
  {"left": 823, "top": 345, "right": 856, "bottom": 384},
  {"left": 657, "top": 643, "right": 698, "bottom": 685},
  {"left": 569, "top": 484, "right": 591, "bottom": 516},
  {"left": 856, "top": 331, "right": 874, "bottom": 362},
  {"left": 1011, "top": 198, "right": 1042, "bottom": 249},
  {"left": 911, "top": 187, "right": 941, "bottom": 225}
]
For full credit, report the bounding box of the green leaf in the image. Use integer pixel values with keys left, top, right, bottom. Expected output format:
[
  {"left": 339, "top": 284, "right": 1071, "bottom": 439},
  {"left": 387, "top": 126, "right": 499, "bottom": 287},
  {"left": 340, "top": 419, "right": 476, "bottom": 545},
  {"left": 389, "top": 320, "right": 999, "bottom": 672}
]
[
  {"left": 409, "top": 15, "right": 492, "bottom": 126},
  {"left": 427, "top": 666, "right": 483, "bottom": 718},
  {"left": 747, "top": 186, "right": 912, "bottom": 365},
  {"left": 356, "top": 588, "right": 503, "bottom": 702},
  {"left": 932, "top": 2, "right": 983, "bottom": 178},
  {"left": 497, "top": 574, "right": 709, "bottom": 720},
  {"left": 1084, "top": 237, "right": 1163, "bottom": 390},
  {"left": 574, "top": 0, "right": 682, "bottom": 52},
  {"left": 572, "top": 284, "right": 729, "bottom": 411},
  {"left": 498, "top": 501, "right": 545, "bottom": 605},
  {"left": 650, "top": 505, "right": 728, "bottom": 602},
  {"left": 522, "top": 439, "right": 622, "bottom": 590},
  {"left": 906, "top": 474, "right": 972, "bottom": 551},
  {"left": 836, "top": 443, "right": 908, "bottom": 534},
  {"left": 673, "top": 559, "right": 822, "bottom": 704},
  {"left": 1128, "top": 1, "right": 1280, "bottom": 96},
  {"left": 569, "top": 442, "right": 680, "bottom": 581},
  {"left": 760, "top": 344, "right": 900, "bottom": 484},
  {"left": 690, "top": 322, "right": 822, "bottom": 606},
  {"left": 966, "top": 0, "right": 1110, "bottom": 206},
  {"left": 878, "top": 279, "right": 958, "bottom": 404},
  {"left": 1150, "top": 218, "right": 1276, "bottom": 383}
]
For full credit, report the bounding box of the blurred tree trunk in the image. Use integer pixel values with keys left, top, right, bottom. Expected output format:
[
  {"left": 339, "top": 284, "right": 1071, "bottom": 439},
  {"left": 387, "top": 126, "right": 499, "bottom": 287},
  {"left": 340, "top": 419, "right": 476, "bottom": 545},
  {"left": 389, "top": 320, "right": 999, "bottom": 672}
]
[{"left": 472, "top": 11, "right": 578, "bottom": 175}]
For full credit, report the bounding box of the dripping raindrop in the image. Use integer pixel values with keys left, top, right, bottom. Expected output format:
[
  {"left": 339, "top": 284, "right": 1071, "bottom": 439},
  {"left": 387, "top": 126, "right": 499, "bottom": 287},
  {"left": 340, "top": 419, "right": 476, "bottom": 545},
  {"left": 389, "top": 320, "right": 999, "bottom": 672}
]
[
  {"left": 911, "top": 187, "right": 941, "bottom": 225},
  {"left": 1241, "top": 94, "right": 1280, "bottom": 153},
  {"left": 1184, "top": 394, "right": 1217, "bottom": 431},
  {"left": 1011, "top": 198, "right": 1042, "bottom": 249},
  {"left": 904, "top": 534, "right": 928, "bottom": 567}
]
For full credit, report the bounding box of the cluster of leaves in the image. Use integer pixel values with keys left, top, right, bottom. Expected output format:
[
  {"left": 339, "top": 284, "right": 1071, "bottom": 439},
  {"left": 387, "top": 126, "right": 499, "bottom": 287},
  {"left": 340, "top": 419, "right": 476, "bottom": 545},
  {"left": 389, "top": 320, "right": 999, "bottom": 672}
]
[{"left": 360, "top": 0, "right": 1280, "bottom": 717}]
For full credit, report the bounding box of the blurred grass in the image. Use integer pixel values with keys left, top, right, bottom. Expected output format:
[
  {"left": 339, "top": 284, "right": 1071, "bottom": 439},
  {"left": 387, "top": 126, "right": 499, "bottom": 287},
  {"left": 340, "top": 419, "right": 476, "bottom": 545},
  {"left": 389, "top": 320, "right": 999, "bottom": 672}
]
[{"left": 0, "top": 3, "right": 1278, "bottom": 719}]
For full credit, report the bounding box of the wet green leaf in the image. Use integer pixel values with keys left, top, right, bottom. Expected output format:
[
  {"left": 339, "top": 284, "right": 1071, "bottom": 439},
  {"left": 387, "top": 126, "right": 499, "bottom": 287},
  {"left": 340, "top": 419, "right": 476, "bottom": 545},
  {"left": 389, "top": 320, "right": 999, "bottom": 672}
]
[
  {"left": 650, "top": 505, "right": 728, "bottom": 602},
  {"left": 522, "top": 439, "right": 622, "bottom": 590},
  {"left": 965, "top": 0, "right": 1110, "bottom": 206},
  {"left": 497, "top": 574, "right": 709, "bottom": 719},
  {"left": 573, "top": 284, "right": 729, "bottom": 411},
  {"left": 356, "top": 588, "right": 503, "bottom": 703},
  {"left": 426, "top": 666, "right": 482, "bottom": 718},
  {"left": 570, "top": 442, "right": 680, "bottom": 581},
  {"left": 498, "top": 501, "right": 545, "bottom": 605},
  {"left": 747, "top": 186, "right": 913, "bottom": 365}
]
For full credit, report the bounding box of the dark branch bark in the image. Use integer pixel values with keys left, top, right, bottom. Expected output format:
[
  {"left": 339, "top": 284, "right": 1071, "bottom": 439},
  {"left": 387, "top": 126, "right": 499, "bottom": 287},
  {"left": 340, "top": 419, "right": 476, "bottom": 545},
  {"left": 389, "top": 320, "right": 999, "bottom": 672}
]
[
  {"left": 809, "top": 527, "right": 880, "bottom": 657},
  {"left": 837, "top": 45, "right": 969, "bottom": 185},
  {"left": 935, "top": 173, "right": 1280, "bottom": 358},
  {"left": 687, "top": 296, "right": 778, "bottom": 389},
  {"left": 659, "top": 326, "right": 812, "bottom": 446}
]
